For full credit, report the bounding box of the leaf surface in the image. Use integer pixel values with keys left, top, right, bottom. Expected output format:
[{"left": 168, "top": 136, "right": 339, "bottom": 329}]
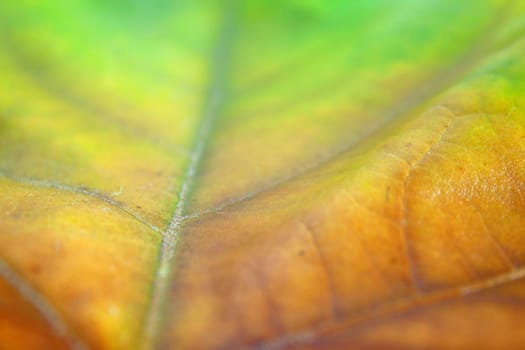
[{"left": 0, "top": 1, "right": 525, "bottom": 349}]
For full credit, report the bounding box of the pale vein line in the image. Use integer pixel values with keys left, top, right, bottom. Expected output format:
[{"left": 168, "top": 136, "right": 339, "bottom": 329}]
[
  {"left": 399, "top": 107, "right": 455, "bottom": 293},
  {"left": 253, "top": 267, "right": 284, "bottom": 333},
  {"left": 0, "top": 171, "right": 161, "bottom": 235},
  {"left": 252, "top": 265, "right": 525, "bottom": 350},
  {"left": 299, "top": 221, "right": 340, "bottom": 319},
  {"left": 443, "top": 228, "right": 481, "bottom": 281},
  {"left": 470, "top": 200, "right": 516, "bottom": 270},
  {"left": 0, "top": 258, "right": 87, "bottom": 350},
  {"left": 472, "top": 112, "right": 522, "bottom": 270},
  {"left": 344, "top": 195, "right": 398, "bottom": 290},
  {"left": 140, "top": 3, "right": 236, "bottom": 347}
]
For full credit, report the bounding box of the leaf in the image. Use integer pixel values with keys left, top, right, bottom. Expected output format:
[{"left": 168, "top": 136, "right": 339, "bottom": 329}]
[{"left": 0, "top": 0, "right": 524, "bottom": 349}]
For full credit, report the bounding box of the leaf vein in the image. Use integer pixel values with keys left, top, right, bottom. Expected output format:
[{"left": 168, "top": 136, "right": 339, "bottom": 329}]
[
  {"left": 140, "top": 2, "right": 238, "bottom": 346},
  {"left": 0, "top": 171, "right": 161, "bottom": 235},
  {"left": 0, "top": 258, "right": 87, "bottom": 350}
]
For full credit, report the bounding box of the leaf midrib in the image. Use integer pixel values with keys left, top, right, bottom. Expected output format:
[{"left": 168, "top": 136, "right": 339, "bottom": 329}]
[
  {"left": 0, "top": 2, "right": 517, "bottom": 349},
  {"left": 141, "top": 3, "right": 514, "bottom": 347},
  {"left": 140, "top": 2, "right": 238, "bottom": 348}
]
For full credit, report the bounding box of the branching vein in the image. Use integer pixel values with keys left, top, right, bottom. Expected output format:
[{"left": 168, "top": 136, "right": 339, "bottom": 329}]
[
  {"left": 180, "top": 12, "right": 510, "bottom": 223},
  {"left": 252, "top": 265, "right": 525, "bottom": 350},
  {"left": 140, "top": 2, "right": 237, "bottom": 347},
  {"left": 0, "top": 171, "right": 160, "bottom": 234}
]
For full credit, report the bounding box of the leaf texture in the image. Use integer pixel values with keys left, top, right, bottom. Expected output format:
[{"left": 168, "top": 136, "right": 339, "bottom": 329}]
[{"left": 0, "top": 1, "right": 525, "bottom": 349}]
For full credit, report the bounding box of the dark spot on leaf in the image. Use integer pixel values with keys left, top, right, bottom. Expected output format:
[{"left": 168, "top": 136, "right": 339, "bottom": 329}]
[{"left": 31, "top": 264, "right": 41, "bottom": 274}]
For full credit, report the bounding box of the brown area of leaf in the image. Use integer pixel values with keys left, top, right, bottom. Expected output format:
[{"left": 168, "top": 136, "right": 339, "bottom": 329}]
[{"left": 162, "top": 83, "right": 525, "bottom": 349}]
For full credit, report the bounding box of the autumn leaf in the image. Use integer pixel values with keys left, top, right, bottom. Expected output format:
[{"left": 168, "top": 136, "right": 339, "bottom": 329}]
[{"left": 0, "top": 0, "right": 525, "bottom": 349}]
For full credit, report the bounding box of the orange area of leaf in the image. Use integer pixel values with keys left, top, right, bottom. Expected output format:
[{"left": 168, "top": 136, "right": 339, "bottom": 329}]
[
  {"left": 163, "top": 80, "right": 525, "bottom": 349},
  {"left": 0, "top": 276, "right": 70, "bottom": 350}
]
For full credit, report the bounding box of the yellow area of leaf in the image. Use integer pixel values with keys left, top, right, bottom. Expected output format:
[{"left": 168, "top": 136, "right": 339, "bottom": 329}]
[{"left": 0, "top": 1, "right": 524, "bottom": 349}]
